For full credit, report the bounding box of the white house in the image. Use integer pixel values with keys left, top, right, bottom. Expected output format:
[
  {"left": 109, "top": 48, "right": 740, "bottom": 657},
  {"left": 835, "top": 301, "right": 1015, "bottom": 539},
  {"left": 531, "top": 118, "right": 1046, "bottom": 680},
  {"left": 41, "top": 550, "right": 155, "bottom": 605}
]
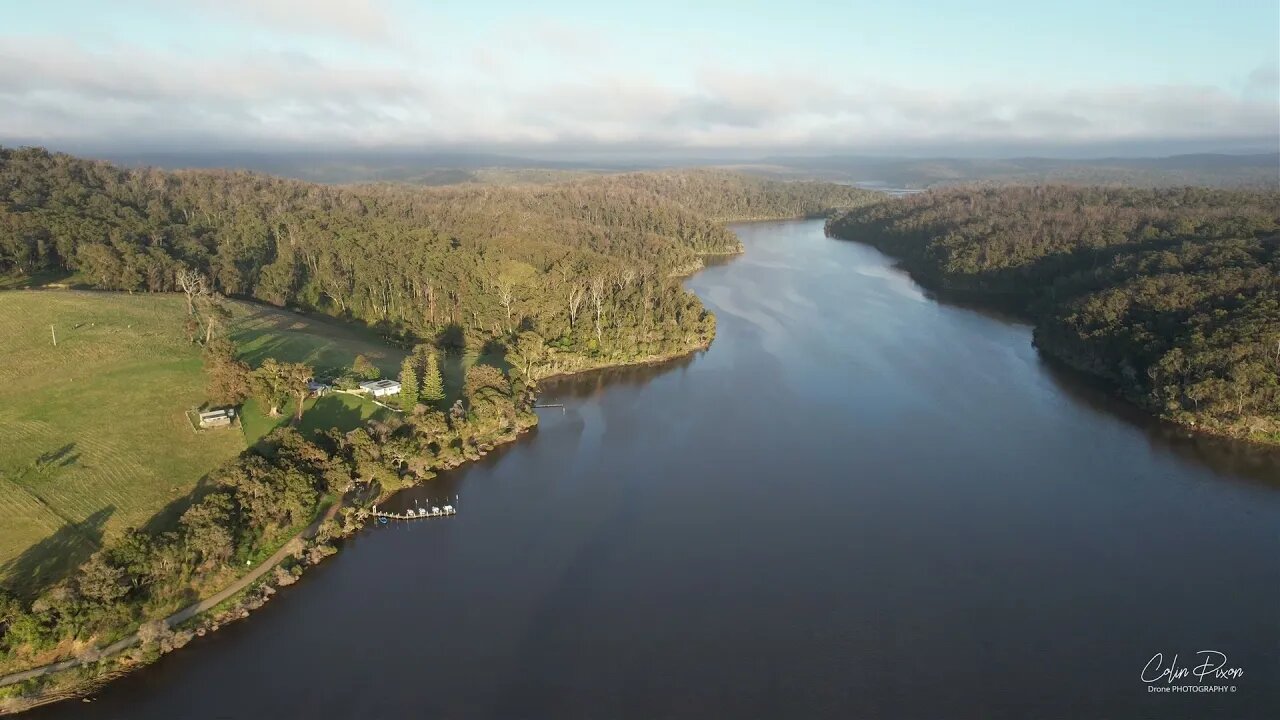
[{"left": 359, "top": 379, "right": 402, "bottom": 398}]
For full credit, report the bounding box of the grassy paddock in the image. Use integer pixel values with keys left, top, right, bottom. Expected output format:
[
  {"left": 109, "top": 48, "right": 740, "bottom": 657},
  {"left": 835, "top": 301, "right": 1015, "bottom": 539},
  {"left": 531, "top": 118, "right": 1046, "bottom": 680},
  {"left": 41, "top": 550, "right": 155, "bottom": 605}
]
[
  {"left": 225, "top": 301, "right": 407, "bottom": 378},
  {"left": 0, "top": 291, "right": 485, "bottom": 596},
  {"left": 0, "top": 292, "right": 246, "bottom": 595}
]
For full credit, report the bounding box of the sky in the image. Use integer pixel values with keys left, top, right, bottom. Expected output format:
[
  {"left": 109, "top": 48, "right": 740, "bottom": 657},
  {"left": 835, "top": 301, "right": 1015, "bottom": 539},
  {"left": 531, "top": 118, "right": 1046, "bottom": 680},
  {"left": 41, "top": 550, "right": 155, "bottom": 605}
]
[{"left": 2, "top": 0, "right": 1278, "bottom": 158}]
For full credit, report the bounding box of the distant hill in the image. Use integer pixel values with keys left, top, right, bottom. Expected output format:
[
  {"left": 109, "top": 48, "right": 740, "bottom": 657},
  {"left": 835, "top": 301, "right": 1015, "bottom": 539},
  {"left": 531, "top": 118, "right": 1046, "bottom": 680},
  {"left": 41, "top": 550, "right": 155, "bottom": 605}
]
[
  {"left": 42, "top": 146, "right": 1277, "bottom": 189},
  {"left": 91, "top": 150, "right": 628, "bottom": 185},
  {"left": 758, "top": 153, "right": 1280, "bottom": 189}
]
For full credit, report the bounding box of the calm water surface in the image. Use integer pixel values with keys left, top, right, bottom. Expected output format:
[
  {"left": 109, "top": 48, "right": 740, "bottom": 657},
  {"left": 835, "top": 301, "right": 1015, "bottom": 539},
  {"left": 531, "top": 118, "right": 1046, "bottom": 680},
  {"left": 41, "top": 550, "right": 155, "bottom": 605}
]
[{"left": 40, "top": 220, "right": 1280, "bottom": 719}]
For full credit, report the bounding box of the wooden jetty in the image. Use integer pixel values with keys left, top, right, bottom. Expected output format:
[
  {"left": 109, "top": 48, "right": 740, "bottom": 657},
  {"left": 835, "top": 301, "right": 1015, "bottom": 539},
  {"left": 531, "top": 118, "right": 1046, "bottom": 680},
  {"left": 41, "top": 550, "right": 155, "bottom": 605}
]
[{"left": 372, "top": 504, "right": 456, "bottom": 521}]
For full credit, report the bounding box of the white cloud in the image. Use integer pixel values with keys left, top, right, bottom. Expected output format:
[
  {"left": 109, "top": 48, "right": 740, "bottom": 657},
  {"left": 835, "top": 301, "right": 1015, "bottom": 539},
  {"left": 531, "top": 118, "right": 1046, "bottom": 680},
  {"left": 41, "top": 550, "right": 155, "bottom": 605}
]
[
  {"left": 170, "top": 0, "right": 398, "bottom": 43},
  {"left": 0, "top": 34, "right": 1275, "bottom": 154}
]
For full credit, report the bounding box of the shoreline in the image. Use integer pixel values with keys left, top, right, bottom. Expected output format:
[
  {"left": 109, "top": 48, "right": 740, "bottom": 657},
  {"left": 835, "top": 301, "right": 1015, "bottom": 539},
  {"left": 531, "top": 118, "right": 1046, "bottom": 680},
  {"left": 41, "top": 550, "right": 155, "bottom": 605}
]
[{"left": 0, "top": 503, "right": 343, "bottom": 714}]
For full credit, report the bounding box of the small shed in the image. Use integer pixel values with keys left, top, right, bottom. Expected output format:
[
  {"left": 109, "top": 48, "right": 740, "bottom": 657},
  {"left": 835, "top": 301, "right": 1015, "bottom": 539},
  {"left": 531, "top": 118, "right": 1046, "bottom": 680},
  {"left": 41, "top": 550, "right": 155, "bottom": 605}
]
[
  {"left": 308, "top": 380, "right": 331, "bottom": 397},
  {"left": 198, "top": 408, "right": 236, "bottom": 429},
  {"left": 359, "top": 379, "right": 402, "bottom": 398}
]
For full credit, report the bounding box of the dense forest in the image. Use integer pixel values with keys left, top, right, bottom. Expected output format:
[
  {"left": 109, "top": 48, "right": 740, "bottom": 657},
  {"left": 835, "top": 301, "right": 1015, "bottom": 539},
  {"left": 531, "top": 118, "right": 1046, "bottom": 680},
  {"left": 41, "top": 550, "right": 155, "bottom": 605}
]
[
  {"left": 601, "top": 170, "right": 884, "bottom": 222},
  {"left": 0, "top": 148, "right": 877, "bottom": 376},
  {"left": 827, "top": 186, "right": 1280, "bottom": 443}
]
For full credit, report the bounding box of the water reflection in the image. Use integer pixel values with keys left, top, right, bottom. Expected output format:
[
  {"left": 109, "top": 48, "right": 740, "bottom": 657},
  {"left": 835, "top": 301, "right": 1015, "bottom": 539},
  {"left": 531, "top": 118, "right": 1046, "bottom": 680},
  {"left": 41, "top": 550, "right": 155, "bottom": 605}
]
[{"left": 1035, "top": 352, "right": 1280, "bottom": 488}]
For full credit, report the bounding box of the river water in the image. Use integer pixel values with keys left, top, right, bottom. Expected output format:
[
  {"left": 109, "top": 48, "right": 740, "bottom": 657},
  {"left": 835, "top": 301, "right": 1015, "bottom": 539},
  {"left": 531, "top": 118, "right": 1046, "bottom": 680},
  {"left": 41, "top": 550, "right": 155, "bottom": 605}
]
[{"left": 39, "top": 220, "right": 1280, "bottom": 719}]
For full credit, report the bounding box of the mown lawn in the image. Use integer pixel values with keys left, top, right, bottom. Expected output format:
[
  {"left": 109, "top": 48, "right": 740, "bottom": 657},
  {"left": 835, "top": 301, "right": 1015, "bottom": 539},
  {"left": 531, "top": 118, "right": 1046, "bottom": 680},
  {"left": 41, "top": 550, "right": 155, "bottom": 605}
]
[
  {"left": 0, "top": 291, "right": 246, "bottom": 595},
  {"left": 239, "top": 392, "right": 394, "bottom": 447}
]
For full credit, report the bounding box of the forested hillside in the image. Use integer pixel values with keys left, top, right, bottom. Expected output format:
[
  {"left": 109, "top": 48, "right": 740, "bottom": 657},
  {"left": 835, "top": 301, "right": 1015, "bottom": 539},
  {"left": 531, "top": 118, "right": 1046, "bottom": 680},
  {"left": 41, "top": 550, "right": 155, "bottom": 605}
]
[
  {"left": 606, "top": 169, "right": 879, "bottom": 221},
  {"left": 0, "top": 148, "right": 875, "bottom": 375},
  {"left": 827, "top": 186, "right": 1280, "bottom": 443}
]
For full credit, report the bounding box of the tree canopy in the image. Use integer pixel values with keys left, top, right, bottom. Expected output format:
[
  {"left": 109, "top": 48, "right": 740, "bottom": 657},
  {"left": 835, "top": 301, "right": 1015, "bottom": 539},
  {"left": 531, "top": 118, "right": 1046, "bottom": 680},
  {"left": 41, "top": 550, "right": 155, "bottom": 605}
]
[{"left": 1, "top": 148, "right": 876, "bottom": 376}]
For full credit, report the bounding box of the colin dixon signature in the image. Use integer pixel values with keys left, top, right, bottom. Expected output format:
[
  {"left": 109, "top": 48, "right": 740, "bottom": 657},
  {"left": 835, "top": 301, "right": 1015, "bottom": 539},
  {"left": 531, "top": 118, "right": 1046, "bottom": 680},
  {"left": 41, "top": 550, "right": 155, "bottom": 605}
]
[{"left": 1142, "top": 651, "right": 1244, "bottom": 686}]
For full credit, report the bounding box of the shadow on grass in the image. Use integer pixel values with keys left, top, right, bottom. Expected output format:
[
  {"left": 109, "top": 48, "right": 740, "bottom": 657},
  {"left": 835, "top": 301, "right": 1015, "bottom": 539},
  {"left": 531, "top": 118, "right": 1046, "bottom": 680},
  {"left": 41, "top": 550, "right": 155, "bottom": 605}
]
[
  {"left": 245, "top": 393, "right": 377, "bottom": 456},
  {"left": 138, "top": 475, "right": 222, "bottom": 538},
  {"left": 228, "top": 330, "right": 325, "bottom": 371},
  {"left": 35, "top": 444, "right": 81, "bottom": 470},
  {"left": 296, "top": 395, "right": 368, "bottom": 438},
  {"left": 0, "top": 269, "right": 75, "bottom": 290},
  {"left": 1, "top": 506, "right": 115, "bottom": 599},
  {"left": 227, "top": 303, "right": 408, "bottom": 376}
]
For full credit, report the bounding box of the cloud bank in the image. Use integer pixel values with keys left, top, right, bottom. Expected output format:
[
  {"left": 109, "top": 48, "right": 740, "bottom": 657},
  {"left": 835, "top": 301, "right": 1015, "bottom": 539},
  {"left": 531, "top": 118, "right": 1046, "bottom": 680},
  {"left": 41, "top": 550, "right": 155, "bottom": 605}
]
[{"left": 1, "top": 7, "right": 1276, "bottom": 157}]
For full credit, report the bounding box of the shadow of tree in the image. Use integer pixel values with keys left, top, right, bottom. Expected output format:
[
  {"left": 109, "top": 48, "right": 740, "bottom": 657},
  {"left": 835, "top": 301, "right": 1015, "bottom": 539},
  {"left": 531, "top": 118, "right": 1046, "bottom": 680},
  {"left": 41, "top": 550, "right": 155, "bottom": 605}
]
[
  {"left": 230, "top": 301, "right": 410, "bottom": 363},
  {"left": 35, "top": 444, "right": 81, "bottom": 470},
  {"left": 227, "top": 331, "right": 313, "bottom": 370},
  {"left": 439, "top": 350, "right": 468, "bottom": 402},
  {"left": 435, "top": 323, "right": 465, "bottom": 349},
  {"left": 138, "top": 476, "right": 219, "bottom": 538},
  {"left": 5, "top": 443, "right": 83, "bottom": 485},
  {"left": 480, "top": 337, "right": 508, "bottom": 360},
  {"left": 295, "top": 395, "right": 367, "bottom": 441},
  {"left": 433, "top": 347, "right": 516, "bottom": 404},
  {"left": 1, "top": 506, "right": 115, "bottom": 599}
]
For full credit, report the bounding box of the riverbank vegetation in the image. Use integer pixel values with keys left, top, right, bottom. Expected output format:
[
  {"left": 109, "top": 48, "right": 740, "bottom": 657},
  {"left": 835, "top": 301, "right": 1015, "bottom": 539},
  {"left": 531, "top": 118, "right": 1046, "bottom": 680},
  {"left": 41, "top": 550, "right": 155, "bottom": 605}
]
[
  {"left": 0, "top": 335, "right": 537, "bottom": 695},
  {"left": 0, "top": 287, "right": 536, "bottom": 700},
  {"left": 826, "top": 186, "right": 1280, "bottom": 444}
]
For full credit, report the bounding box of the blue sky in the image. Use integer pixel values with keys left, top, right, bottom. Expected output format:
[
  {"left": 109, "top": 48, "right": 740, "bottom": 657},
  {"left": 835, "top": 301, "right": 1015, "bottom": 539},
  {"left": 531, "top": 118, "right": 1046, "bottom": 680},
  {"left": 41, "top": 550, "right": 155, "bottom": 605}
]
[{"left": 2, "top": 0, "right": 1277, "bottom": 156}]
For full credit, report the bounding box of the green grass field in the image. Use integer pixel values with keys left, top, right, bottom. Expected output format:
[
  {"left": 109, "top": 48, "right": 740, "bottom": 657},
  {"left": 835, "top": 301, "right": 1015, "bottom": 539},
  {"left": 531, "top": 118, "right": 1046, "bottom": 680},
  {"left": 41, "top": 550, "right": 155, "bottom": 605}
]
[
  {"left": 0, "top": 291, "right": 247, "bottom": 594},
  {"left": 226, "top": 301, "right": 407, "bottom": 378},
  {"left": 0, "top": 292, "right": 417, "bottom": 596}
]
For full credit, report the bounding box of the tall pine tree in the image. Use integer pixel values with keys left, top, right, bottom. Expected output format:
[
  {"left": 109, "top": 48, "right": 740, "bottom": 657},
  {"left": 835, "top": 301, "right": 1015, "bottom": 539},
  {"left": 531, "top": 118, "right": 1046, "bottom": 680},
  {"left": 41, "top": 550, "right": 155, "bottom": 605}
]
[
  {"left": 421, "top": 349, "right": 446, "bottom": 406},
  {"left": 398, "top": 355, "right": 419, "bottom": 412}
]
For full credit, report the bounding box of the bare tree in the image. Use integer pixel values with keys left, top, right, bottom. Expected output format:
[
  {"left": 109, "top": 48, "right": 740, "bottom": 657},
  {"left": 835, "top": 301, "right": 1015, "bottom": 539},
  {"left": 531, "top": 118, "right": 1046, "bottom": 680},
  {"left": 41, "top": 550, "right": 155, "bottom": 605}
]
[
  {"left": 588, "top": 274, "right": 608, "bottom": 341},
  {"left": 497, "top": 279, "right": 516, "bottom": 333},
  {"left": 175, "top": 266, "right": 208, "bottom": 316},
  {"left": 567, "top": 283, "right": 586, "bottom": 330},
  {"left": 619, "top": 267, "right": 638, "bottom": 290}
]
